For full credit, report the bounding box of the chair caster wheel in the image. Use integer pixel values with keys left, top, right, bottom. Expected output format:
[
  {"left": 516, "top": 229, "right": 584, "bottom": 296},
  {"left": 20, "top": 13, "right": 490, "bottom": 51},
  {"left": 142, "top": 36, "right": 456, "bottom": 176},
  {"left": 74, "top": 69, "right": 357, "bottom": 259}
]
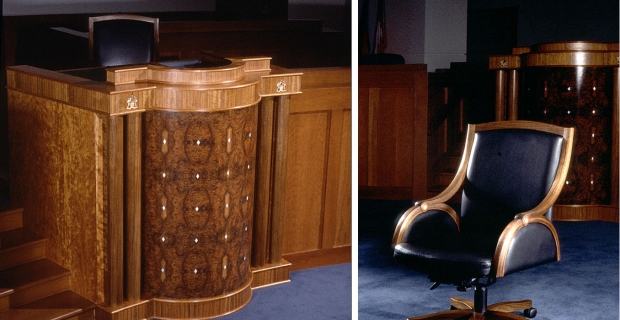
[{"left": 524, "top": 307, "right": 537, "bottom": 318}]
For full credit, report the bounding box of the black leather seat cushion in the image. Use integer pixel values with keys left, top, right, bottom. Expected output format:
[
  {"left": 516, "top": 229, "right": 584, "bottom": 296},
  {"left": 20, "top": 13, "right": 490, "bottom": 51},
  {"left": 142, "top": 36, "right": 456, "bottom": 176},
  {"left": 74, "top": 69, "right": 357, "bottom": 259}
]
[{"left": 394, "top": 227, "right": 495, "bottom": 283}]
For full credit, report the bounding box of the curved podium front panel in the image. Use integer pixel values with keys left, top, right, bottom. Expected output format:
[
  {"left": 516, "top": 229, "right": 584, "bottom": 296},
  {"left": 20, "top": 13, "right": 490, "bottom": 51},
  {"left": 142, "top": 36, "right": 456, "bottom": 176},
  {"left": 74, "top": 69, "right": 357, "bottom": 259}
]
[{"left": 142, "top": 107, "right": 257, "bottom": 314}]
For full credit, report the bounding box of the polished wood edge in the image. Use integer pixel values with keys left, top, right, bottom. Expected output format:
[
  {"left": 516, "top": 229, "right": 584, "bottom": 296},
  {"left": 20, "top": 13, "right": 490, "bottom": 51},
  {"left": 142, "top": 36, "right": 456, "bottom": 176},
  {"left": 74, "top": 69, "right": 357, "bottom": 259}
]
[
  {"left": 450, "top": 296, "right": 474, "bottom": 310},
  {"left": 532, "top": 41, "right": 619, "bottom": 53},
  {"left": 407, "top": 309, "right": 473, "bottom": 320},
  {"left": 488, "top": 299, "right": 532, "bottom": 313},
  {"left": 250, "top": 260, "right": 291, "bottom": 289},
  {"left": 552, "top": 204, "right": 620, "bottom": 222},
  {"left": 523, "top": 51, "right": 618, "bottom": 67},
  {"left": 283, "top": 246, "right": 351, "bottom": 271},
  {"left": 494, "top": 217, "right": 560, "bottom": 277}
]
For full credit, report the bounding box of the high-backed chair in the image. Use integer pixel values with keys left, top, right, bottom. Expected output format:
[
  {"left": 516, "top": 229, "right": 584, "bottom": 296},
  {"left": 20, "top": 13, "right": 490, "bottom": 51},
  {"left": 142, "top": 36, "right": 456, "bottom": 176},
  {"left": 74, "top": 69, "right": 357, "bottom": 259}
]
[
  {"left": 89, "top": 14, "right": 159, "bottom": 67},
  {"left": 392, "top": 120, "right": 575, "bottom": 319}
]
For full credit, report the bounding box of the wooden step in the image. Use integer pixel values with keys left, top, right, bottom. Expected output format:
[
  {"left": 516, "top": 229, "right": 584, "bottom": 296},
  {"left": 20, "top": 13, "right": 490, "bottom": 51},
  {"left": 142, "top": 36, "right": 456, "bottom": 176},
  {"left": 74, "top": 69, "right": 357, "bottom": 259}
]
[
  {"left": 18, "top": 290, "right": 96, "bottom": 320},
  {"left": 0, "top": 288, "right": 14, "bottom": 312},
  {"left": 0, "top": 207, "right": 23, "bottom": 233},
  {"left": 0, "top": 228, "right": 47, "bottom": 271},
  {"left": 0, "top": 259, "right": 71, "bottom": 308},
  {"left": 0, "top": 307, "right": 83, "bottom": 320}
]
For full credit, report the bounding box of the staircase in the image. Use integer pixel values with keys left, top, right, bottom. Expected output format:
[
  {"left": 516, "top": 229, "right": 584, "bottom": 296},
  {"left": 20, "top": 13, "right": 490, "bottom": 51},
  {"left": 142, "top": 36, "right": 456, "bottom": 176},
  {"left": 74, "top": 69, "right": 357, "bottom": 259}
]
[
  {"left": 427, "top": 136, "right": 465, "bottom": 203},
  {"left": 0, "top": 205, "right": 96, "bottom": 320}
]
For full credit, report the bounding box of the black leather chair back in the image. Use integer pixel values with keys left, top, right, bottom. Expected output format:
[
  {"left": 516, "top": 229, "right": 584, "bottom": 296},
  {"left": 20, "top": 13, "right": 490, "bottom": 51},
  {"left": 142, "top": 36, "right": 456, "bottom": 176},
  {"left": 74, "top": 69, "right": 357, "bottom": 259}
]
[
  {"left": 460, "top": 129, "right": 564, "bottom": 241},
  {"left": 91, "top": 18, "right": 156, "bottom": 67}
]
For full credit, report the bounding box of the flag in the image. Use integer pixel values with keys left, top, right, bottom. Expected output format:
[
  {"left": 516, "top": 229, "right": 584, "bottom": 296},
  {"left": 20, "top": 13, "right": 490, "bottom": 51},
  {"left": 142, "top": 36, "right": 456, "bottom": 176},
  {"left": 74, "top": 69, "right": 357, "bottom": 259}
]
[{"left": 375, "top": 0, "right": 387, "bottom": 54}]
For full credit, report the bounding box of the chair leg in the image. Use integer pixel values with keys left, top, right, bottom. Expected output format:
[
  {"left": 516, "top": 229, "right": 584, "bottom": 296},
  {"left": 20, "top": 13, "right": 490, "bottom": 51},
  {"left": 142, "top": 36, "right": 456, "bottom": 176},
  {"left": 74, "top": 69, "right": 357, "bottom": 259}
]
[{"left": 487, "top": 300, "right": 532, "bottom": 313}]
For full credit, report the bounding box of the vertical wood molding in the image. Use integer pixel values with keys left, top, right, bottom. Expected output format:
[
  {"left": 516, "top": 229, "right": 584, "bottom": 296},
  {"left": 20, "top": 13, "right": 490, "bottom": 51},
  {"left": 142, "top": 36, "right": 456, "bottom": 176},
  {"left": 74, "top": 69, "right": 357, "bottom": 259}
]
[
  {"left": 252, "top": 97, "right": 275, "bottom": 268},
  {"left": 107, "top": 116, "right": 124, "bottom": 307},
  {"left": 495, "top": 69, "right": 507, "bottom": 121},
  {"left": 124, "top": 113, "right": 142, "bottom": 303},
  {"left": 508, "top": 69, "right": 519, "bottom": 120},
  {"left": 412, "top": 71, "right": 428, "bottom": 201},
  {"left": 367, "top": 88, "right": 379, "bottom": 186},
  {"left": 612, "top": 67, "right": 619, "bottom": 207},
  {"left": 269, "top": 96, "right": 290, "bottom": 264}
]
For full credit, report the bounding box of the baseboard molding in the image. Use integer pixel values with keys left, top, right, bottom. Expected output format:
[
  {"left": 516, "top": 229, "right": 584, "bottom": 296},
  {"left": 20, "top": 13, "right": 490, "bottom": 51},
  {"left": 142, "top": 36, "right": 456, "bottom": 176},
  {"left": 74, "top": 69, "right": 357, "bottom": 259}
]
[
  {"left": 552, "top": 204, "right": 619, "bottom": 222},
  {"left": 283, "top": 246, "right": 351, "bottom": 271}
]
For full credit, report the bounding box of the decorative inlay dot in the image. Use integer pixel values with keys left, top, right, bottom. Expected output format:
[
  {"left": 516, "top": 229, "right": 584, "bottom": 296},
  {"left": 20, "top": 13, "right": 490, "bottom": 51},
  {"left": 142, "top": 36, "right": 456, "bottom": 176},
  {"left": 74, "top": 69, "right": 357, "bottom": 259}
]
[
  {"left": 224, "top": 234, "right": 228, "bottom": 240},
  {"left": 196, "top": 173, "right": 200, "bottom": 179},
  {"left": 244, "top": 256, "right": 247, "bottom": 261},
  {"left": 163, "top": 139, "right": 167, "bottom": 144},
  {"left": 245, "top": 196, "right": 249, "bottom": 201},
  {"left": 226, "top": 170, "right": 230, "bottom": 176},
  {"left": 162, "top": 172, "right": 166, "bottom": 178},
  {"left": 248, "top": 132, "right": 252, "bottom": 138},
  {"left": 162, "top": 205, "right": 166, "bottom": 211},
  {"left": 195, "top": 207, "right": 199, "bottom": 212},
  {"left": 194, "top": 238, "right": 199, "bottom": 243},
  {"left": 224, "top": 265, "right": 227, "bottom": 270},
  {"left": 194, "top": 269, "right": 198, "bottom": 274},
  {"left": 161, "top": 236, "right": 166, "bottom": 242},
  {"left": 161, "top": 268, "right": 165, "bottom": 273},
  {"left": 197, "top": 140, "right": 201, "bottom": 145},
  {"left": 566, "top": 181, "right": 570, "bottom": 185},
  {"left": 247, "top": 164, "right": 251, "bottom": 170}
]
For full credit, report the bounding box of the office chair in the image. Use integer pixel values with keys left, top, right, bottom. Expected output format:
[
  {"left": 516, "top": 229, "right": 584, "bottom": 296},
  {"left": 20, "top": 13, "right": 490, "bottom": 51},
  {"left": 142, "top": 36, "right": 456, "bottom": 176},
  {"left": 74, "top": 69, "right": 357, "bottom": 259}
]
[
  {"left": 392, "top": 120, "right": 575, "bottom": 319},
  {"left": 89, "top": 14, "right": 159, "bottom": 67}
]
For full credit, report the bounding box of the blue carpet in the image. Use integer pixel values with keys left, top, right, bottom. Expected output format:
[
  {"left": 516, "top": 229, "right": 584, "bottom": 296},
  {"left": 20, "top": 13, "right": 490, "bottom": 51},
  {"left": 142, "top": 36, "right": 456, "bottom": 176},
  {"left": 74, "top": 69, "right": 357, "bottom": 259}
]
[
  {"left": 358, "top": 200, "right": 619, "bottom": 320},
  {"left": 222, "top": 263, "right": 352, "bottom": 319}
]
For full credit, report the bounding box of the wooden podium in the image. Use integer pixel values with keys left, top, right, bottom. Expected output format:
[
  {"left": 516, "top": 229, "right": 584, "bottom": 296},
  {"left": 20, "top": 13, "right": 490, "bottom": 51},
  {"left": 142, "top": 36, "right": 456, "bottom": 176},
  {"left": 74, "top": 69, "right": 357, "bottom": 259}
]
[
  {"left": 6, "top": 57, "right": 301, "bottom": 319},
  {"left": 490, "top": 42, "right": 619, "bottom": 221}
]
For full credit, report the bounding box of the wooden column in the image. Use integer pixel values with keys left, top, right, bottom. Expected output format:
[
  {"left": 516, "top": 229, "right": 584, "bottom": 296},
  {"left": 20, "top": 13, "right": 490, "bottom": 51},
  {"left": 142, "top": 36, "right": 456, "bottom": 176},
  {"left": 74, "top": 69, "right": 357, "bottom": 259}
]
[
  {"left": 268, "top": 95, "right": 290, "bottom": 264},
  {"left": 495, "top": 69, "right": 507, "bottom": 121},
  {"left": 508, "top": 69, "right": 519, "bottom": 120},
  {"left": 107, "top": 116, "right": 124, "bottom": 308},
  {"left": 252, "top": 97, "right": 275, "bottom": 267},
  {"left": 124, "top": 112, "right": 142, "bottom": 303}
]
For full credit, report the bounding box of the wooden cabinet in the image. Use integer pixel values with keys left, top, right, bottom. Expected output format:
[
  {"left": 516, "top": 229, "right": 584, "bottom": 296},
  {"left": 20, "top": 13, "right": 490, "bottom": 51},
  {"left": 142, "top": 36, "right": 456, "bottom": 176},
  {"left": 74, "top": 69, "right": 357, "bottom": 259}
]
[{"left": 358, "top": 64, "right": 429, "bottom": 201}]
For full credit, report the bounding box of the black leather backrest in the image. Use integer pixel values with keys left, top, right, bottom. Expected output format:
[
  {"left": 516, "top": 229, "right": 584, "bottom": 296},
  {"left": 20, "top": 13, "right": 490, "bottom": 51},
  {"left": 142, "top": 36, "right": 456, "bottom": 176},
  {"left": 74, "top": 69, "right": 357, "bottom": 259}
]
[
  {"left": 460, "top": 129, "right": 563, "bottom": 238},
  {"left": 92, "top": 19, "right": 154, "bottom": 67}
]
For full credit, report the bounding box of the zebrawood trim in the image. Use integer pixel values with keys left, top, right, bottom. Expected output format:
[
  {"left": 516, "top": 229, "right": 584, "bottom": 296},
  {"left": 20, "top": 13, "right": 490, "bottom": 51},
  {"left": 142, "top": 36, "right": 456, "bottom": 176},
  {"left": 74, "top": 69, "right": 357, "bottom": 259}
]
[
  {"left": 250, "top": 260, "right": 291, "bottom": 288},
  {"left": 107, "top": 116, "right": 124, "bottom": 308},
  {"left": 124, "top": 113, "right": 141, "bottom": 303},
  {"left": 151, "top": 279, "right": 252, "bottom": 319}
]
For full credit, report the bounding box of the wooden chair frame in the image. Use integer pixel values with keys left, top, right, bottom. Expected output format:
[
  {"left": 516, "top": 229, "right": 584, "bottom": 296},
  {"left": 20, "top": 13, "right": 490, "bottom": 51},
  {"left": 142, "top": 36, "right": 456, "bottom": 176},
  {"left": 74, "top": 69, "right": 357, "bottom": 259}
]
[{"left": 392, "top": 120, "right": 575, "bottom": 319}]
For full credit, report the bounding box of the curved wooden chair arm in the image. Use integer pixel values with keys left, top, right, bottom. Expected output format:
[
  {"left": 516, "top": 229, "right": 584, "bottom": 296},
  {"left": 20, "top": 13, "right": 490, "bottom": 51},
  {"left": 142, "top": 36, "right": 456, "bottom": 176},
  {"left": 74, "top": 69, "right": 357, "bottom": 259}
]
[
  {"left": 493, "top": 216, "right": 560, "bottom": 277},
  {"left": 392, "top": 202, "right": 460, "bottom": 246}
]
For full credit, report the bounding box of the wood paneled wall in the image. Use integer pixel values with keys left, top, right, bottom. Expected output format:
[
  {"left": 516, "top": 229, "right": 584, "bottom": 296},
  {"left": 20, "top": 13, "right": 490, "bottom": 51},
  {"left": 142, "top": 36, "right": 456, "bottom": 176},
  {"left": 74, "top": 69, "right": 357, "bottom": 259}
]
[
  {"left": 281, "top": 68, "right": 352, "bottom": 267},
  {"left": 358, "top": 64, "right": 429, "bottom": 201}
]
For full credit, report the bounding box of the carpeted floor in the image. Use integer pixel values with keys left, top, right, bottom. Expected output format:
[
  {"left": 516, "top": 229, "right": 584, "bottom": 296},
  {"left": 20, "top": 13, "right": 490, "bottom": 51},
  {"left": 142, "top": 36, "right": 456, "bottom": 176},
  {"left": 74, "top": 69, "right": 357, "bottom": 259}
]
[
  {"left": 358, "top": 200, "right": 619, "bottom": 320},
  {"left": 221, "top": 263, "right": 352, "bottom": 319}
]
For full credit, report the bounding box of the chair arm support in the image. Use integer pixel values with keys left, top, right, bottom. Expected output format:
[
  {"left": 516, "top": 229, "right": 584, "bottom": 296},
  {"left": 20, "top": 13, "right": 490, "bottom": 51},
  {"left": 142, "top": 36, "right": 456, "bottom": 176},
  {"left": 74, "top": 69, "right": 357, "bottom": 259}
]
[
  {"left": 392, "top": 203, "right": 459, "bottom": 247},
  {"left": 493, "top": 217, "right": 560, "bottom": 277}
]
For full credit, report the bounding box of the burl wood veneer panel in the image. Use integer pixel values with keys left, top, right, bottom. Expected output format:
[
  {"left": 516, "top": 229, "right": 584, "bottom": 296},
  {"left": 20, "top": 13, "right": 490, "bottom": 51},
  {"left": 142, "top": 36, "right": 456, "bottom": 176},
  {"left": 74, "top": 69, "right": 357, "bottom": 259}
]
[
  {"left": 142, "top": 106, "right": 257, "bottom": 300},
  {"left": 8, "top": 91, "right": 102, "bottom": 303}
]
